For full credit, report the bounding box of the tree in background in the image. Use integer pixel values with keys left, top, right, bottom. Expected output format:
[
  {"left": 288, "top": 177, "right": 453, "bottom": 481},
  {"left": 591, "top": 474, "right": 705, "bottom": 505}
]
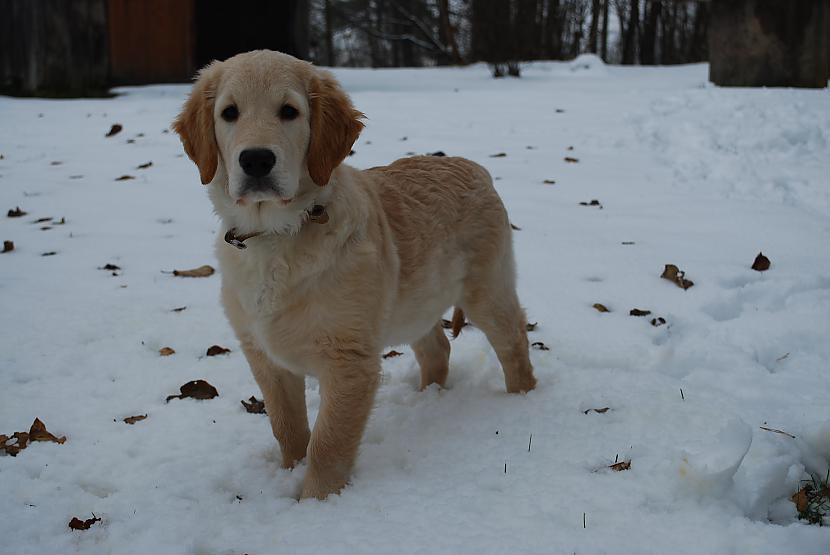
[{"left": 308, "top": 0, "right": 710, "bottom": 71}]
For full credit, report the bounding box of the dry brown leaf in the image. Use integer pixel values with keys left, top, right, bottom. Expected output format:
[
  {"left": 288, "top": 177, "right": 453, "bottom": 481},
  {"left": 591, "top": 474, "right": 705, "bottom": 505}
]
[
  {"left": 609, "top": 460, "right": 631, "bottom": 471},
  {"left": 489, "top": 152, "right": 507, "bottom": 158},
  {"left": 2, "top": 240, "right": 13, "bottom": 253},
  {"left": 166, "top": 379, "right": 219, "bottom": 402},
  {"left": 241, "top": 396, "right": 266, "bottom": 414},
  {"left": 650, "top": 317, "right": 667, "bottom": 327},
  {"left": 526, "top": 322, "right": 538, "bottom": 331},
  {"left": 106, "top": 124, "right": 123, "bottom": 137},
  {"left": 68, "top": 515, "right": 101, "bottom": 530},
  {"left": 98, "top": 263, "right": 121, "bottom": 271},
  {"left": 1, "top": 432, "right": 29, "bottom": 456},
  {"left": 29, "top": 418, "right": 66, "bottom": 444},
  {"left": 752, "top": 252, "right": 771, "bottom": 272},
  {"left": 629, "top": 308, "right": 651, "bottom": 317},
  {"left": 115, "top": 175, "right": 135, "bottom": 181},
  {"left": 123, "top": 414, "right": 147, "bottom": 425},
  {"left": 172, "top": 265, "right": 215, "bottom": 278},
  {"left": 206, "top": 345, "right": 230, "bottom": 356},
  {"left": 661, "top": 264, "right": 694, "bottom": 290},
  {"left": 159, "top": 347, "right": 175, "bottom": 356},
  {"left": 592, "top": 303, "right": 610, "bottom": 313},
  {"left": 583, "top": 407, "right": 610, "bottom": 414},
  {"left": 531, "top": 341, "right": 550, "bottom": 351},
  {"left": 136, "top": 161, "right": 153, "bottom": 170},
  {"left": 7, "top": 207, "right": 27, "bottom": 218},
  {"left": 564, "top": 156, "right": 579, "bottom": 163},
  {"left": 382, "top": 350, "right": 404, "bottom": 359},
  {"left": 792, "top": 486, "right": 809, "bottom": 514},
  {"left": 543, "top": 179, "right": 556, "bottom": 184}
]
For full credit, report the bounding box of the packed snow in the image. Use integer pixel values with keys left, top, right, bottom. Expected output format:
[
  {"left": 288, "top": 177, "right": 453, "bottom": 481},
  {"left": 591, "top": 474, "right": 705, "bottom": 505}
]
[{"left": 1, "top": 60, "right": 829, "bottom": 554}]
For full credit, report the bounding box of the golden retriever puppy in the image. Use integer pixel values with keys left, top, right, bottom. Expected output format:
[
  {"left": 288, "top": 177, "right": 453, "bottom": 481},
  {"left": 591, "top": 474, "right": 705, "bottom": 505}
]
[{"left": 173, "top": 50, "right": 536, "bottom": 500}]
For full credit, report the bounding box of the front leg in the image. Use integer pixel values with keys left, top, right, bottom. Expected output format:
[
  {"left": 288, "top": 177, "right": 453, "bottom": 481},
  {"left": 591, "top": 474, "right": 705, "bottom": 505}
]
[
  {"left": 241, "top": 344, "right": 310, "bottom": 468},
  {"left": 301, "top": 358, "right": 380, "bottom": 500}
]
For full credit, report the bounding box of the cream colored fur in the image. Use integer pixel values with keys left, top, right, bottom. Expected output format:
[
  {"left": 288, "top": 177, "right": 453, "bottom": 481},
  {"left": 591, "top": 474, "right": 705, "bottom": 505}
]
[{"left": 174, "top": 50, "right": 536, "bottom": 500}]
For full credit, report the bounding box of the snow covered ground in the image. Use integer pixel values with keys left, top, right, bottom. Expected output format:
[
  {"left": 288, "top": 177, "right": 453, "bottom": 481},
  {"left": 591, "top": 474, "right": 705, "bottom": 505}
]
[{"left": 1, "top": 59, "right": 829, "bottom": 554}]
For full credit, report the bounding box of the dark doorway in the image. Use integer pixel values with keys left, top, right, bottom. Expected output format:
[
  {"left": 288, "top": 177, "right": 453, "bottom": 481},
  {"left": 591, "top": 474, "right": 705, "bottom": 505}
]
[{"left": 194, "top": 0, "right": 310, "bottom": 68}]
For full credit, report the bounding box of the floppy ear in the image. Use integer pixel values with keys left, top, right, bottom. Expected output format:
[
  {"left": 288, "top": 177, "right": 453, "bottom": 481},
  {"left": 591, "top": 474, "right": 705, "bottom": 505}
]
[
  {"left": 307, "top": 71, "right": 365, "bottom": 186},
  {"left": 173, "top": 62, "right": 222, "bottom": 185}
]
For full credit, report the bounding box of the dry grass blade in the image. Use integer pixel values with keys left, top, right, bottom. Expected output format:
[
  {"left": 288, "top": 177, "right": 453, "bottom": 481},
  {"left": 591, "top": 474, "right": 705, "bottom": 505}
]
[{"left": 759, "top": 425, "right": 796, "bottom": 439}]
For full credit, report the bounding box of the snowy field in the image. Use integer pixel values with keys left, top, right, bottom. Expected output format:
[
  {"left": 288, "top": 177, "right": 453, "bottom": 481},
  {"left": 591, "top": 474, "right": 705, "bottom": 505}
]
[{"left": 1, "top": 58, "right": 829, "bottom": 554}]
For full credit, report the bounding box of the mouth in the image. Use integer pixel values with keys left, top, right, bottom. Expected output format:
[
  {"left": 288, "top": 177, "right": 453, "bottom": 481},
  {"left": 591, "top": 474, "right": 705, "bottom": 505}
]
[{"left": 235, "top": 195, "right": 294, "bottom": 207}]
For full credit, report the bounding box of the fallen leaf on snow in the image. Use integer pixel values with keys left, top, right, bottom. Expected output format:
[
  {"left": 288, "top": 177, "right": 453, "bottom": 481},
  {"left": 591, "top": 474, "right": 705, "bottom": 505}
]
[
  {"left": 510, "top": 223, "right": 521, "bottom": 231},
  {"left": 159, "top": 347, "right": 175, "bottom": 356},
  {"left": 68, "top": 515, "right": 101, "bottom": 530},
  {"left": 489, "top": 152, "right": 507, "bottom": 158},
  {"left": 429, "top": 151, "right": 446, "bottom": 157},
  {"left": 171, "top": 306, "right": 187, "bottom": 312},
  {"left": 166, "top": 379, "right": 219, "bottom": 402},
  {"left": 2, "top": 240, "right": 13, "bottom": 253},
  {"left": 579, "top": 200, "right": 602, "bottom": 208},
  {"left": 543, "top": 179, "right": 556, "bottom": 184},
  {"left": 583, "top": 407, "right": 610, "bottom": 414},
  {"left": 41, "top": 251, "right": 57, "bottom": 257},
  {"left": 106, "top": 124, "right": 123, "bottom": 137},
  {"left": 661, "top": 264, "right": 694, "bottom": 290},
  {"left": 241, "top": 396, "right": 266, "bottom": 414},
  {"left": 172, "top": 265, "right": 215, "bottom": 278},
  {"left": 98, "top": 263, "right": 121, "bottom": 271},
  {"left": 29, "top": 418, "right": 66, "bottom": 444},
  {"left": 526, "top": 322, "right": 538, "bottom": 331},
  {"left": 592, "top": 303, "right": 610, "bottom": 313},
  {"left": 531, "top": 341, "right": 550, "bottom": 351},
  {"left": 123, "top": 414, "right": 147, "bottom": 425},
  {"left": 564, "top": 156, "right": 579, "bottom": 163},
  {"left": 115, "top": 175, "right": 135, "bottom": 181},
  {"left": 629, "top": 308, "right": 651, "bottom": 317},
  {"left": 752, "top": 252, "right": 771, "bottom": 272},
  {"left": 650, "top": 317, "right": 667, "bottom": 327},
  {"left": 0, "top": 432, "right": 29, "bottom": 456},
  {"left": 136, "top": 161, "right": 153, "bottom": 170},
  {"left": 7, "top": 207, "right": 27, "bottom": 218},
  {"left": 206, "top": 345, "right": 230, "bottom": 356},
  {"left": 382, "top": 350, "right": 404, "bottom": 359},
  {"left": 609, "top": 460, "right": 631, "bottom": 471}
]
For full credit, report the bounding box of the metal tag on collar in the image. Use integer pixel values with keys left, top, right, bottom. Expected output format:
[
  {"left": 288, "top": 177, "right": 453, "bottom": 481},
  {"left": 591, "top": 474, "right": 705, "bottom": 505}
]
[
  {"left": 224, "top": 228, "right": 249, "bottom": 250},
  {"left": 308, "top": 204, "right": 329, "bottom": 224}
]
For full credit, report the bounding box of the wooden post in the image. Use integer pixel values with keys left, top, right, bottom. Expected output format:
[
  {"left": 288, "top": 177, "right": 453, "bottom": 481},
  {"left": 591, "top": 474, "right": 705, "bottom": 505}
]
[{"left": 709, "top": 0, "right": 829, "bottom": 88}]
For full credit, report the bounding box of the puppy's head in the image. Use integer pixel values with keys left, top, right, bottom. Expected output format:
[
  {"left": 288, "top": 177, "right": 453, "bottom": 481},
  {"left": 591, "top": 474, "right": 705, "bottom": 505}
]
[{"left": 173, "top": 50, "right": 363, "bottom": 231}]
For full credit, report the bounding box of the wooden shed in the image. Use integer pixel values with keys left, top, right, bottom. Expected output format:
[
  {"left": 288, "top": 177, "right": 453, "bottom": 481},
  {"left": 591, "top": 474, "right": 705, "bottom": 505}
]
[{"left": 0, "top": 0, "right": 309, "bottom": 96}]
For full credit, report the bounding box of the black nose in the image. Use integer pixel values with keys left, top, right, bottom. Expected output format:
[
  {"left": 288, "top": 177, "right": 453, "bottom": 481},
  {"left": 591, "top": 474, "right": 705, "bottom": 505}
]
[{"left": 239, "top": 148, "right": 276, "bottom": 178}]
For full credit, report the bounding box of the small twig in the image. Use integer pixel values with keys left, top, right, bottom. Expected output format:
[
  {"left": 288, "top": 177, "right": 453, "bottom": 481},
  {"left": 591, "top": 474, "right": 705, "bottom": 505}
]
[
  {"left": 680, "top": 388, "right": 685, "bottom": 400},
  {"left": 583, "top": 512, "right": 586, "bottom": 528},
  {"left": 528, "top": 434, "right": 533, "bottom": 453},
  {"left": 504, "top": 462, "right": 507, "bottom": 474},
  {"left": 759, "top": 426, "right": 796, "bottom": 439}
]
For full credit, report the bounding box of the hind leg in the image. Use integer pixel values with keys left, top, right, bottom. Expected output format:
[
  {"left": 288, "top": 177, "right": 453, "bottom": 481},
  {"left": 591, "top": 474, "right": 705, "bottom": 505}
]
[
  {"left": 411, "top": 322, "right": 451, "bottom": 390},
  {"left": 462, "top": 272, "right": 536, "bottom": 394}
]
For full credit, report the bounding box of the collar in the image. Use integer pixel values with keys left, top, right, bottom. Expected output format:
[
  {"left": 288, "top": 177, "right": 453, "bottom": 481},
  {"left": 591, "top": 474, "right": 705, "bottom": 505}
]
[{"left": 224, "top": 204, "right": 329, "bottom": 250}]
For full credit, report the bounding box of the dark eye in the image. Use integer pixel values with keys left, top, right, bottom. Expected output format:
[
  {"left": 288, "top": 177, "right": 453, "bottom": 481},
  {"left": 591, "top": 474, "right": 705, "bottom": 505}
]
[
  {"left": 279, "top": 105, "right": 299, "bottom": 121},
  {"left": 221, "top": 105, "right": 239, "bottom": 122}
]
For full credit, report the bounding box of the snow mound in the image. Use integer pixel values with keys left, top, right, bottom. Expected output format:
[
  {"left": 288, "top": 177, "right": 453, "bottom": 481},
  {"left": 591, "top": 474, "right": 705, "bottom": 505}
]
[{"left": 568, "top": 53, "right": 608, "bottom": 76}]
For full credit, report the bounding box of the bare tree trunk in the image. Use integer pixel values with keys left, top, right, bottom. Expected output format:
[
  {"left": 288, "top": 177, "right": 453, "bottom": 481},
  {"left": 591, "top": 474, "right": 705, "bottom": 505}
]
[
  {"left": 600, "top": 0, "right": 609, "bottom": 60},
  {"left": 621, "top": 0, "right": 639, "bottom": 64},
  {"left": 438, "top": 0, "right": 463, "bottom": 64},
  {"left": 589, "top": 0, "right": 600, "bottom": 53},
  {"left": 640, "top": 0, "right": 660, "bottom": 65},
  {"left": 324, "top": 0, "right": 335, "bottom": 66}
]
